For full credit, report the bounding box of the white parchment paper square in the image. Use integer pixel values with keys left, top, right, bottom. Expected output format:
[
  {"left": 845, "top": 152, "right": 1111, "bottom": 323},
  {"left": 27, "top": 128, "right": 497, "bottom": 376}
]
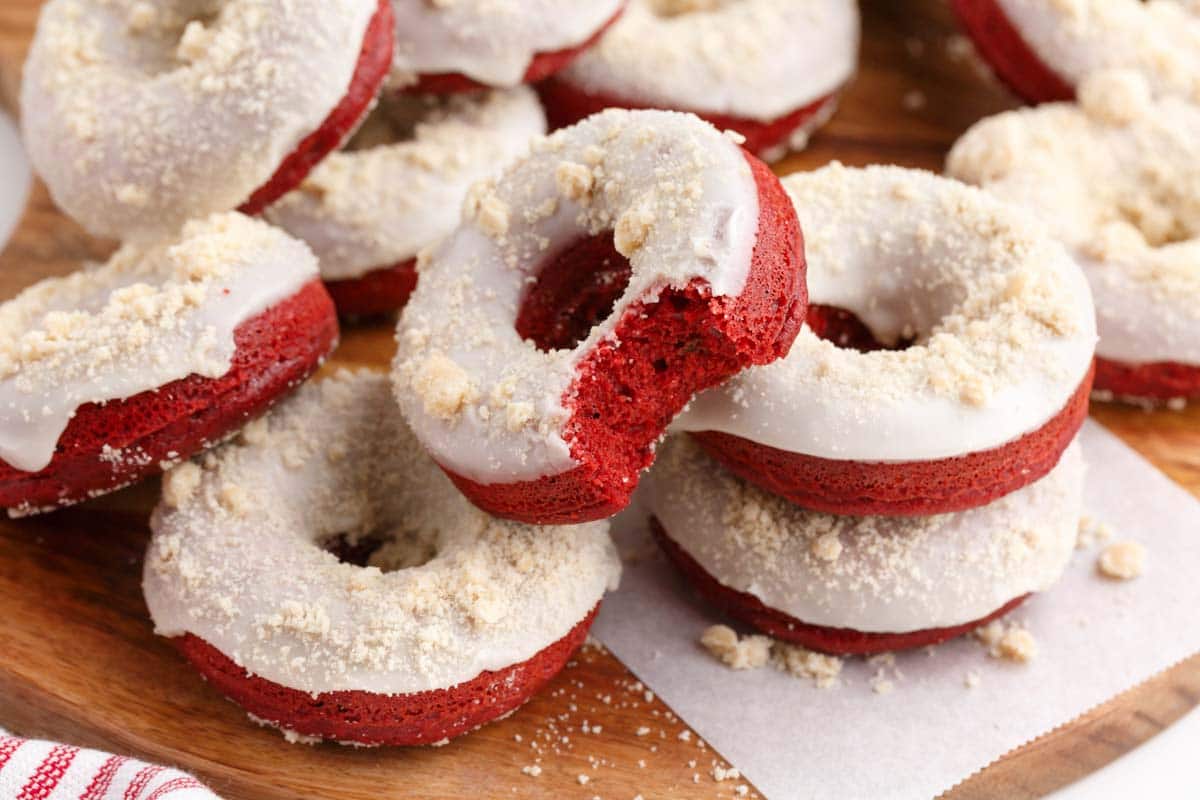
[{"left": 594, "top": 420, "right": 1200, "bottom": 800}]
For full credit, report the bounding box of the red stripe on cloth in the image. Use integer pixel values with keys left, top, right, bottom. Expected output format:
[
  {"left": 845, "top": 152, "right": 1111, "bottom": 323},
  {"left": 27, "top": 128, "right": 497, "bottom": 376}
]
[
  {"left": 17, "top": 743, "right": 79, "bottom": 800},
  {"left": 124, "top": 765, "right": 164, "bottom": 800},
  {"left": 81, "top": 755, "right": 127, "bottom": 800},
  {"left": 0, "top": 735, "right": 25, "bottom": 769},
  {"left": 144, "top": 777, "right": 205, "bottom": 800}
]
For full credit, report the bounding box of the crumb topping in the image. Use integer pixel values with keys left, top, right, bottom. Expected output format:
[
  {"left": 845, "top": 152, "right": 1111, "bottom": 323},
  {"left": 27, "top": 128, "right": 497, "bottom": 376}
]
[
  {"left": 20, "top": 0, "right": 378, "bottom": 240},
  {"left": 144, "top": 370, "right": 621, "bottom": 695},
  {"left": 560, "top": 0, "right": 859, "bottom": 123},
  {"left": 948, "top": 71, "right": 1200, "bottom": 366},
  {"left": 392, "top": 109, "right": 758, "bottom": 485},
  {"left": 0, "top": 213, "right": 316, "bottom": 473},
  {"left": 1097, "top": 540, "right": 1146, "bottom": 580},
  {"left": 268, "top": 88, "right": 546, "bottom": 282},
  {"left": 698, "top": 624, "right": 843, "bottom": 688},
  {"left": 648, "top": 435, "right": 1083, "bottom": 634}
]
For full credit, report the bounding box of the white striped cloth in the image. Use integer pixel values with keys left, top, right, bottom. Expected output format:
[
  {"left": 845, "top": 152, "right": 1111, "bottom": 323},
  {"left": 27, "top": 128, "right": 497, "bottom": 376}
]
[{"left": 0, "top": 733, "right": 220, "bottom": 800}]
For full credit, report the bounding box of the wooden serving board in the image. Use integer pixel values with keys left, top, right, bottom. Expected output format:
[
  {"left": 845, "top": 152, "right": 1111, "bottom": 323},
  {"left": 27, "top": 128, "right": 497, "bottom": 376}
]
[{"left": 1, "top": 2, "right": 1198, "bottom": 798}]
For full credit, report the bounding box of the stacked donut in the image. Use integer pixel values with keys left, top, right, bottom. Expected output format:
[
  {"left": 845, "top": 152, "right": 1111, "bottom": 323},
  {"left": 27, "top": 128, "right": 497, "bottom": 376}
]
[{"left": 650, "top": 164, "right": 1097, "bottom": 655}]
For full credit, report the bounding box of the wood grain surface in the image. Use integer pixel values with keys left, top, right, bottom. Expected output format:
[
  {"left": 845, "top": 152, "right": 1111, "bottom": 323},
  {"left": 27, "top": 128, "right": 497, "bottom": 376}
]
[{"left": 1, "top": 2, "right": 1198, "bottom": 798}]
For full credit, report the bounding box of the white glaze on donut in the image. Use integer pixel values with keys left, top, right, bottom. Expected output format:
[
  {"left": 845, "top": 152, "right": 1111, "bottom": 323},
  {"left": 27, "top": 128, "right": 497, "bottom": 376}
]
[
  {"left": 267, "top": 88, "right": 546, "bottom": 282},
  {"left": 0, "top": 213, "right": 317, "bottom": 473},
  {"left": 389, "top": 0, "right": 622, "bottom": 88},
  {"left": 948, "top": 70, "right": 1200, "bottom": 367},
  {"left": 646, "top": 435, "right": 1084, "bottom": 633},
  {"left": 994, "top": 0, "right": 1200, "bottom": 100},
  {"left": 21, "top": 0, "right": 378, "bottom": 241},
  {"left": 393, "top": 109, "right": 759, "bottom": 484},
  {"left": 674, "top": 164, "right": 1095, "bottom": 462},
  {"left": 144, "top": 370, "right": 620, "bottom": 695},
  {"left": 558, "top": 0, "right": 860, "bottom": 122}
]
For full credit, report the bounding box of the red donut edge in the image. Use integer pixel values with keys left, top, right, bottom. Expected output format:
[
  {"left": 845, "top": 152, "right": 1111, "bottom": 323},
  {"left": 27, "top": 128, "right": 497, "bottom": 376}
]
[
  {"left": 949, "top": 0, "right": 1075, "bottom": 104},
  {"left": 651, "top": 519, "right": 1028, "bottom": 657},
  {"left": 1094, "top": 357, "right": 1200, "bottom": 404},
  {"left": 172, "top": 604, "right": 600, "bottom": 746},
  {"left": 239, "top": 0, "right": 396, "bottom": 215},
  {"left": 537, "top": 78, "right": 842, "bottom": 159},
  {"left": 0, "top": 279, "right": 339, "bottom": 515},
  {"left": 692, "top": 362, "right": 1094, "bottom": 517},
  {"left": 401, "top": 6, "right": 626, "bottom": 94},
  {"left": 324, "top": 258, "right": 419, "bottom": 319},
  {"left": 442, "top": 149, "right": 807, "bottom": 524}
]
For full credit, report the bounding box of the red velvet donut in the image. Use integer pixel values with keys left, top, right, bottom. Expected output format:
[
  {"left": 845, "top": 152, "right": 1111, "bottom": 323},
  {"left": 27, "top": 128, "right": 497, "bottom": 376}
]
[
  {"left": 324, "top": 259, "right": 419, "bottom": 320},
  {"left": 1094, "top": 358, "right": 1200, "bottom": 405},
  {"left": 950, "top": 0, "right": 1074, "bottom": 104},
  {"left": 393, "top": 110, "right": 805, "bottom": 526}
]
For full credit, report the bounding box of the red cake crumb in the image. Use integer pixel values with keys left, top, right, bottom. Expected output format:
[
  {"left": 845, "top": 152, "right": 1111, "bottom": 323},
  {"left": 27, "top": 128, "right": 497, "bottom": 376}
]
[
  {"left": 1094, "top": 357, "right": 1200, "bottom": 404},
  {"left": 443, "top": 151, "right": 806, "bottom": 525},
  {"left": 693, "top": 304, "right": 1093, "bottom": 517},
  {"left": 538, "top": 78, "right": 840, "bottom": 159},
  {"left": 324, "top": 258, "right": 419, "bottom": 319},
  {"left": 653, "top": 520, "right": 1028, "bottom": 656},
  {"left": 402, "top": 8, "right": 625, "bottom": 95},
  {"left": 174, "top": 605, "right": 599, "bottom": 746},
  {"left": 950, "top": 0, "right": 1075, "bottom": 104},
  {"left": 0, "top": 280, "right": 338, "bottom": 514},
  {"left": 239, "top": 0, "right": 395, "bottom": 215}
]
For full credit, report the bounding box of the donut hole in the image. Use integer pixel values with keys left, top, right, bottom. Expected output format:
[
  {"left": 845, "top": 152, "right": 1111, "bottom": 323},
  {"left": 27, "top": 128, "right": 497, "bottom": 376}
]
[
  {"left": 807, "top": 305, "right": 915, "bottom": 353},
  {"left": 514, "top": 233, "right": 633, "bottom": 351},
  {"left": 321, "top": 526, "right": 438, "bottom": 572},
  {"left": 116, "top": 3, "right": 227, "bottom": 75}
]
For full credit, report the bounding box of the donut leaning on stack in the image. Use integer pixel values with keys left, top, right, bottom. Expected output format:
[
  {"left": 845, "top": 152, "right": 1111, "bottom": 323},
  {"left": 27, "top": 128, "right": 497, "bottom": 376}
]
[
  {"left": 388, "top": 0, "right": 626, "bottom": 94},
  {"left": 144, "top": 370, "right": 621, "bottom": 746},
  {"left": 391, "top": 109, "right": 807, "bottom": 526},
  {"left": 267, "top": 88, "right": 547, "bottom": 318},
  {"left": 951, "top": 0, "right": 1200, "bottom": 104},
  {"left": 0, "top": 214, "right": 337, "bottom": 517},
  {"left": 20, "top": 0, "right": 394, "bottom": 240},
  {"left": 949, "top": 70, "right": 1200, "bottom": 405},
  {"left": 656, "top": 164, "right": 1096, "bottom": 655},
  {"left": 539, "top": 0, "right": 861, "bottom": 161}
]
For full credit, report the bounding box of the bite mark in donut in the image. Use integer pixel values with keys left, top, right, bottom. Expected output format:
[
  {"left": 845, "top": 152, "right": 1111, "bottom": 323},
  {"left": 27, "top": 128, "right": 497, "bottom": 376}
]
[
  {"left": 950, "top": 0, "right": 1074, "bottom": 104},
  {"left": 538, "top": 80, "right": 842, "bottom": 162},
  {"left": 173, "top": 606, "right": 598, "bottom": 747},
  {"left": 436, "top": 150, "right": 806, "bottom": 525},
  {"left": 324, "top": 259, "right": 419, "bottom": 319},
  {"left": 0, "top": 281, "right": 338, "bottom": 516},
  {"left": 400, "top": 8, "right": 626, "bottom": 94},
  {"left": 239, "top": 0, "right": 396, "bottom": 215},
  {"left": 653, "top": 519, "right": 1027, "bottom": 656}
]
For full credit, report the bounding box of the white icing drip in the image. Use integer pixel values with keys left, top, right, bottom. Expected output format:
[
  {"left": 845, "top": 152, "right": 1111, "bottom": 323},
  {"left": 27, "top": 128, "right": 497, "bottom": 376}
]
[
  {"left": 559, "top": 0, "right": 860, "bottom": 123},
  {"left": 995, "top": 0, "right": 1200, "bottom": 100},
  {"left": 0, "top": 213, "right": 317, "bottom": 473},
  {"left": 267, "top": 88, "right": 546, "bottom": 282},
  {"left": 143, "top": 371, "right": 620, "bottom": 695},
  {"left": 948, "top": 72, "right": 1200, "bottom": 367},
  {"left": 674, "top": 165, "right": 1096, "bottom": 462},
  {"left": 21, "top": 0, "right": 378, "bottom": 241},
  {"left": 393, "top": 110, "right": 759, "bottom": 484},
  {"left": 646, "top": 436, "right": 1084, "bottom": 634},
  {"left": 389, "top": 0, "right": 622, "bottom": 88}
]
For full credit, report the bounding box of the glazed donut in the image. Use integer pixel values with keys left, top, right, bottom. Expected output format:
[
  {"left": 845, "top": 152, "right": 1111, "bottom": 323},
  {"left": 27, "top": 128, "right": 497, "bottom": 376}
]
[
  {"left": 144, "top": 370, "right": 620, "bottom": 746},
  {"left": 21, "top": 0, "right": 394, "bottom": 240},
  {"left": 948, "top": 70, "right": 1200, "bottom": 405},
  {"left": 389, "top": 0, "right": 625, "bottom": 94},
  {"left": 0, "top": 213, "right": 336, "bottom": 517},
  {"left": 267, "top": 88, "right": 547, "bottom": 318},
  {"left": 952, "top": 0, "right": 1200, "bottom": 104},
  {"left": 539, "top": 0, "right": 860, "bottom": 162},
  {"left": 393, "top": 109, "right": 806, "bottom": 525},
  {"left": 674, "top": 164, "right": 1095, "bottom": 516},
  {"left": 645, "top": 435, "right": 1084, "bottom": 656}
]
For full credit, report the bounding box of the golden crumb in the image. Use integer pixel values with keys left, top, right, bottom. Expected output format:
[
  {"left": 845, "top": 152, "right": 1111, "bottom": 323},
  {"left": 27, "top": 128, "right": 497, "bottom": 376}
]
[
  {"left": 699, "top": 625, "right": 770, "bottom": 670},
  {"left": 162, "top": 462, "right": 202, "bottom": 510},
  {"left": 1098, "top": 540, "right": 1146, "bottom": 580}
]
